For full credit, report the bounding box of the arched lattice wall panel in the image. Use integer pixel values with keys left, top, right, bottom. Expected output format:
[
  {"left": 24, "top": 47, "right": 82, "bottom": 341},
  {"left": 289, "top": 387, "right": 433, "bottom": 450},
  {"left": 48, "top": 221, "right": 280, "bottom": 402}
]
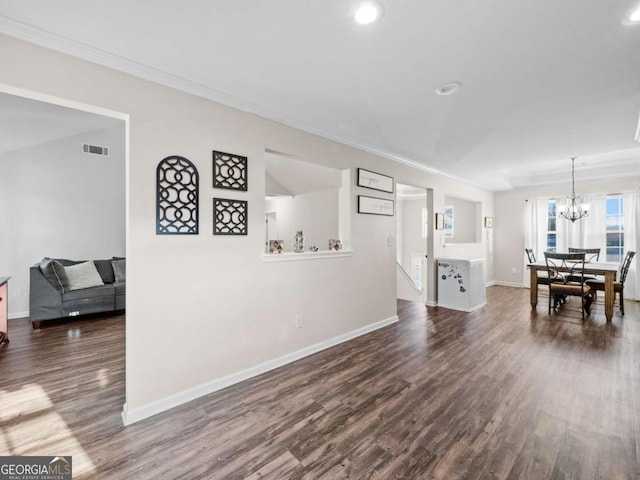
[{"left": 156, "top": 156, "right": 199, "bottom": 235}]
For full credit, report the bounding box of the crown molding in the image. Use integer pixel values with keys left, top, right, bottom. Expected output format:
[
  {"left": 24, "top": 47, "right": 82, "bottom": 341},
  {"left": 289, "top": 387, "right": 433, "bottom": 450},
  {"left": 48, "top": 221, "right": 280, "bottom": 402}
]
[{"left": 0, "top": 15, "right": 490, "bottom": 192}]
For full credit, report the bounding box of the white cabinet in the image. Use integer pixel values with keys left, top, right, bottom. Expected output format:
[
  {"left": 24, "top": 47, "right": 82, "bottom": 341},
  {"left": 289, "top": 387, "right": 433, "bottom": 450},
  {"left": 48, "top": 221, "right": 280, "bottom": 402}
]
[{"left": 437, "top": 258, "right": 485, "bottom": 312}]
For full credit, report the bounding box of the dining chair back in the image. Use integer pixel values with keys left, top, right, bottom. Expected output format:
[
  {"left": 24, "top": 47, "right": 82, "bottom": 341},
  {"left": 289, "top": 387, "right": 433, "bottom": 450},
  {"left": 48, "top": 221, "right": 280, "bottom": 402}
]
[
  {"left": 544, "top": 252, "right": 592, "bottom": 319},
  {"left": 525, "top": 248, "right": 536, "bottom": 263},
  {"left": 619, "top": 250, "right": 636, "bottom": 284},
  {"left": 526, "top": 248, "right": 554, "bottom": 286},
  {"left": 585, "top": 251, "right": 635, "bottom": 315},
  {"left": 568, "top": 247, "right": 600, "bottom": 263}
]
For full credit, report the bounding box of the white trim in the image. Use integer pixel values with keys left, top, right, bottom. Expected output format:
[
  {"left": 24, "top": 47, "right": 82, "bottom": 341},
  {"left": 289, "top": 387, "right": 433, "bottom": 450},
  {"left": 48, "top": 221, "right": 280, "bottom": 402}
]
[
  {"left": 8, "top": 311, "right": 29, "bottom": 320},
  {"left": 0, "top": 82, "right": 129, "bottom": 122},
  {"left": 490, "top": 281, "right": 526, "bottom": 288},
  {"left": 262, "top": 250, "right": 353, "bottom": 262},
  {"left": 121, "top": 314, "right": 399, "bottom": 426},
  {"left": 425, "top": 300, "right": 437, "bottom": 307},
  {"left": 436, "top": 301, "right": 486, "bottom": 313},
  {"left": 0, "top": 18, "right": 491, "bottom": 192}
]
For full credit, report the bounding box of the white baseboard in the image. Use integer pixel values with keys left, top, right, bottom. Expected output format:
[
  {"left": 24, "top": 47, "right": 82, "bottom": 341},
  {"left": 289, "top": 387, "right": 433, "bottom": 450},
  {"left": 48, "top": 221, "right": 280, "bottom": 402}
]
[
  {"left": 121, "top": 314, "right": 399, "bottom": 426},
  {"left": 9, "top": 311, "right": 29, "bottom": 320},
  {"left": 425, "top": 300, "right": 437, "bottom": 307},
  {"left": 490, "top": 281, "right": 525, "bottom": 288}
]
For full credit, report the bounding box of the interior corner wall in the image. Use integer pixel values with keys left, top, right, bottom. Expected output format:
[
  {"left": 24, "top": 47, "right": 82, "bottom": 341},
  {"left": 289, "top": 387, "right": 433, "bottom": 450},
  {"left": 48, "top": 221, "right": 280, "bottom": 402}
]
[
  {"left": 0, "top": 125, "right": 125, "bottom": 318},
  {"left": 0, "top": 33, "right": 495, "bottom": 422}
]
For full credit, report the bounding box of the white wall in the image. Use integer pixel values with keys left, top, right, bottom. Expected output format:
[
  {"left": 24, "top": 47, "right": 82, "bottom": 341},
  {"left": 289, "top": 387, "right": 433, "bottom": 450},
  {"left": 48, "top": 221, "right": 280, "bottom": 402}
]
[
  {"left": 398, "top": 197, "right": 427, "bottom": 278},
  {"left": 264, "top": 188, "right": 339, "bottom": 252},
  {"left": 0, "top": 33, "right": 495, "bottom": 423},
  {"left": 444, "top": 195, "right": 480, "bottom": 244},
  {"left": 494, "top": 178, "right": 639, "bottom": 288},
  {"left": 0, "top": 126, "right": 125, "bottom": 317}
]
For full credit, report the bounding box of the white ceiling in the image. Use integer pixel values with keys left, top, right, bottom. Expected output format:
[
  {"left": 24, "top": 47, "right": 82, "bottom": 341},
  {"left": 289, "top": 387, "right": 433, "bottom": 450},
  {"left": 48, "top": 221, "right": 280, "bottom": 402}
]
[{"left": 1, "top": 1, "right": 639, "bottom": 190}]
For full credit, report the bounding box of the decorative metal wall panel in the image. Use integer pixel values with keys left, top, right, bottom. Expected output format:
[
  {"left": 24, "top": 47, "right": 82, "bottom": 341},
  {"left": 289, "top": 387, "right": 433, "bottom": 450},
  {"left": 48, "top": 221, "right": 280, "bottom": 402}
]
[
  {"left": 213, "top": 150, "right": 248, "bottom": 191},
  {"left": 213, "top": 198, "right": 248, "bottom": 235},
  {"left": 156, "top": 156, "right": 199, "bottom": 235}
]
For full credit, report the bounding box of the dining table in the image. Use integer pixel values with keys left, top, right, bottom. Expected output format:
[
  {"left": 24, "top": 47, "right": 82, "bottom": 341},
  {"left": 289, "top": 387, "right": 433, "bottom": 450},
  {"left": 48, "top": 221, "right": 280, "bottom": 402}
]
[{"left": 527, "top": 260, "right": 620, "bottom": 322}]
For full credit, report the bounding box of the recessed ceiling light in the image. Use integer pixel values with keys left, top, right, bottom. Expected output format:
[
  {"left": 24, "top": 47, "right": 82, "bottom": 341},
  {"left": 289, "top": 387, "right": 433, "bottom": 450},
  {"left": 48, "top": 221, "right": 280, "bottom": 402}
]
[
  {"left": 354, "top": 2, "right": 383, "bottom": 25},
  {"left": 623, "top": 3, "right": 640, "bottom": 24},
  {"left": 436, "top": 81, "right": 463, "bottom": 96}
]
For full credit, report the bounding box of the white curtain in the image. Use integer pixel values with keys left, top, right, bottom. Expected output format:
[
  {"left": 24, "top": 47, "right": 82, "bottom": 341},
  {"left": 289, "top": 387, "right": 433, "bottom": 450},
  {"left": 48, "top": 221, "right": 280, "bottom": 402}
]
[
  {"left": 523, "top": 197, "right": 549, "bottom": 285},
  {"left": 623, "top": 191, "right": 639, "bottom": 300}
]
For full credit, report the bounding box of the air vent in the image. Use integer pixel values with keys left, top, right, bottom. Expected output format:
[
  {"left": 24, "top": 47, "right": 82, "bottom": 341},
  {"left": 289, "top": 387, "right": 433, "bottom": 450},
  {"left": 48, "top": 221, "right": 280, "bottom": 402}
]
[{"left": 82, "top": 143, "right": 109, "bottom": 156}]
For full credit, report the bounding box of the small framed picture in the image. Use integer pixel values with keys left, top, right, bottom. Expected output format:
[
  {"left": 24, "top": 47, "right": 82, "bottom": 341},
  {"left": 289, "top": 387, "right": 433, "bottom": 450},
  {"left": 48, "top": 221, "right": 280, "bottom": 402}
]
[
  {"left": 357, "top": 168, "right": 394, "bottom": 193},
  {"left": 435, "top": 213, "right": 445, "bottom": 230},
  {"left": 484, "top": 216, "right": 493, "bottom": 228},
  {"left": 358, "top": 195, "right": 394, "bottom": 216}
]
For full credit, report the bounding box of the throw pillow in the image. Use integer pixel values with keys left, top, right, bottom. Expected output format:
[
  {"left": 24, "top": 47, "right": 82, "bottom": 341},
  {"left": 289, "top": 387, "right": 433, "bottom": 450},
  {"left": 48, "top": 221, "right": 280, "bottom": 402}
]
[
  {"left": 64, "top": 261, "right": 104, "bottom": 291},
  {"left": 94, "top": 259, "right": 116, "bottom": 284},
  {"left": 112, "top": 259, "right": 126, "bottom": 283},
  {"left": 39, "top": 257, "right": 69, "bottom": 292}
]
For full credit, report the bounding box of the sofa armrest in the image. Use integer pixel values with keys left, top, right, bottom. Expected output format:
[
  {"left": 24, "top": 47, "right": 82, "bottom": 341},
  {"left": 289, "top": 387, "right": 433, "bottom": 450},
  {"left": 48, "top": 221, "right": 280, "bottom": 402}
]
[{"left": 29, "top": 265, "right": 63, "bottom": 321}]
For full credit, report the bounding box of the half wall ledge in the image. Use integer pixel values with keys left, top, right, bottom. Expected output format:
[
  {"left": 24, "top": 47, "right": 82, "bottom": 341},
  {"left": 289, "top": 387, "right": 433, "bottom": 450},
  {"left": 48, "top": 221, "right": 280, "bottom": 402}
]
[{"left": 261, "top": 250, "right": 353, "bottom": 263}]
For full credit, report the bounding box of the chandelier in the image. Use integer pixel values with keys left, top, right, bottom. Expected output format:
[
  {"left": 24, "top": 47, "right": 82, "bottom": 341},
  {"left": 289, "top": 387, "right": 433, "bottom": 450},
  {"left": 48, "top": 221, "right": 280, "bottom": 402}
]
[{"left": 558, "top": 157, "right": 589, "bottom": 222}]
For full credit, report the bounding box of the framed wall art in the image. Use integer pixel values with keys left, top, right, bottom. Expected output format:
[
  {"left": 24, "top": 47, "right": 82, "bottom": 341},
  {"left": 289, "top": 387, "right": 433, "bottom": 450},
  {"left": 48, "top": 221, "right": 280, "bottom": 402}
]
[
  {"left": 213, "top": 150, "right": 248, "bottom": 191},
  {"left": 357, "top": 168, "right": 394, "bottom": 193},
  {"left": 156, "top": 155, "right": 199, "bottom": 235},
  {"left": 213, "top": 198, "right": 248, "bottom": 235},
  {"left": 443, "top": 205, "right": 454, "bottom": 236},
  {"left": 358, "top": 195, "right": 394, "bottom": 216},
  {"left": 435, "top": 213, "right": 445, "bottom": 230}
]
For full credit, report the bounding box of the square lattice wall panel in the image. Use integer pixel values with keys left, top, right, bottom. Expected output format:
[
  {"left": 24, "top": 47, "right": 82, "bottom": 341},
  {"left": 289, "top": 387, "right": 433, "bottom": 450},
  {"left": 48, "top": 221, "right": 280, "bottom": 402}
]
[
  {"left": 213, "top": 150, "right": 247, "bottom": 191},
  {"left": 213, "top": 198, "right": 248, "bottom": 235}
]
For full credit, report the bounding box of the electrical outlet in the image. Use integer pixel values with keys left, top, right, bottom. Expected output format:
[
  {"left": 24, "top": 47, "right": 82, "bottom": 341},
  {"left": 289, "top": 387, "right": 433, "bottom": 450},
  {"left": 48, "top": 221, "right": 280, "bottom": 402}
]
[
  {"left": 511, "top": 268, "right": 517, "bottom": 274},
  {"left": 295, "top": 314, "right": 303, "bottom": 329}
]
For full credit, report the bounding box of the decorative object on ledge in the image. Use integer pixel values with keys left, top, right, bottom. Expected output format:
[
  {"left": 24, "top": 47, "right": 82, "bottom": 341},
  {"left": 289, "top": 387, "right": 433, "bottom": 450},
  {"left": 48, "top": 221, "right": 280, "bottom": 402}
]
[
  {"left": 269, "top": 240, "right": 284, "bottom": 254},
  {"left": 156, "top": 155, "right": 199, "bottom": 235},
  {"left": 357, "top": 168, "right": 394, "bottom": 193},
  {"left": 558, "top": 157, "right": 589, "bottom": 222},
  {"left": 329, "top": 239, "right": 342, "bottom": 251},
  {"left": 294, "top": 230, "right": 304, "bottom": 253},
  {"left": 484, "top": 216, "right": 493, "bottom": 228},
  {"left": 309, "top": 245, "right": 319, "bottom": 252},
  {"left": 358, "top": 195, "right": 394, "bottom": 216},
  {"left": 213, "top": 150, "right": 248, "bottom": 191},
  {"left": 435, "top": 213, "right": 445, "bottom": 230},
  {"left": 213, "top": 198, "right": 248, "bottom": 235}
]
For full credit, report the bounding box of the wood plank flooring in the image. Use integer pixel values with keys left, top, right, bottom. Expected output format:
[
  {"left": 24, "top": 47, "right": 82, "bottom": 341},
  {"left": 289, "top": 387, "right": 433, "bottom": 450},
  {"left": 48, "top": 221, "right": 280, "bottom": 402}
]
[{"left": 1, "top": 286, "right": 639, "bottom": 479}]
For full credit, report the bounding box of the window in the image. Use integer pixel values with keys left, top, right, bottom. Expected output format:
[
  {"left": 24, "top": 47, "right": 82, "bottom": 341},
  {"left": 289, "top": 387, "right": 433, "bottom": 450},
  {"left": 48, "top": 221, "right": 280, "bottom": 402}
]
[
  {"left": 606, "top": 196, "right": 624, "bottom": 262},
  {"left": 547, "top": 200, "right": 557, "bottom": 252}
]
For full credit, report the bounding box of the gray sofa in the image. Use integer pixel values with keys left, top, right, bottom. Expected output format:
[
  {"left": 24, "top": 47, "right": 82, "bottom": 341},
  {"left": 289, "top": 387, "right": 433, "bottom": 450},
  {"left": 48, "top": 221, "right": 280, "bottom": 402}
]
[{"left": 29, "top": 257, "right": 125, "bottom": 328}]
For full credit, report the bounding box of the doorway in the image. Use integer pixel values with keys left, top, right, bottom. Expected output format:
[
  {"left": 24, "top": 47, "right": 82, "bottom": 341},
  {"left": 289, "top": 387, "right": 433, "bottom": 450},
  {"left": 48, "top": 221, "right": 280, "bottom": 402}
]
[
  {"left": 0, "top": 85, "right": 129, "bottom": 423},
  {"left": 396, "top": 183, "right": 429, "bottom": 303}
]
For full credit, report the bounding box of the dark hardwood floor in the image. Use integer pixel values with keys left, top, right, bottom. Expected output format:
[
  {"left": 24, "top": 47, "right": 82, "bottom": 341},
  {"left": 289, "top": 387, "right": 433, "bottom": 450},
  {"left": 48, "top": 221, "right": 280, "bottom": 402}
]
[{"left": 1, "top": 286, "right": 639, "bottom": 479}]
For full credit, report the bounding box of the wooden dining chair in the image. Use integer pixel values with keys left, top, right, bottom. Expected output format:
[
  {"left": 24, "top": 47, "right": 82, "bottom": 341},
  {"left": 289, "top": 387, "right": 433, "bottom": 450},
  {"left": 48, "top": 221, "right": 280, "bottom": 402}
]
[
  {"left": 585, "top": 251, "right": 635, "bottom": 315},
  {"left": 544, "top": 252, "right": 593, "bottom": 320},
  {"left": 526, "top": 248, "right": 558, "bottom": 288},
  {"left": 567, "top": 248, "right": 601, "bottom": 283},
  {"left": 568, "top": 247, "right": 600, "bottom": 262}
]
